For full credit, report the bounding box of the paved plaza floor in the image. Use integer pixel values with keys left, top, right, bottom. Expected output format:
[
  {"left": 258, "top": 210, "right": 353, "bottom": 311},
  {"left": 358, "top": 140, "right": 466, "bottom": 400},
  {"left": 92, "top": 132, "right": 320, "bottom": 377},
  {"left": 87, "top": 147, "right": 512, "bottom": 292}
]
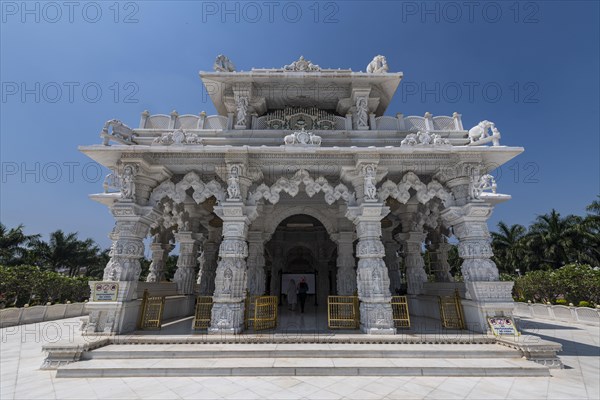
[{"left": 1, "top": 315, "right": 598, "bottom": 400}]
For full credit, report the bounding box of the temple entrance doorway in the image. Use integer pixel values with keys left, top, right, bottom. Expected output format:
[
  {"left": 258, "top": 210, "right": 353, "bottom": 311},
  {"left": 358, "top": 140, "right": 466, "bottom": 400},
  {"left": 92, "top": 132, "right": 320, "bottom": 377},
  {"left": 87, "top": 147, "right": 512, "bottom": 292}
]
[{"left": 264, "top": 214, "right": 337, "bottom": 333}]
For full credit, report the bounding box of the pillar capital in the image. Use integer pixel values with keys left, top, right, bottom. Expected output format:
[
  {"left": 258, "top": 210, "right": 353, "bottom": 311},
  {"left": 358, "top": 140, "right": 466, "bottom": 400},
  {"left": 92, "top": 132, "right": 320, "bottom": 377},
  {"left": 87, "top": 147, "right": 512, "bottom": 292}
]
[{"left": 440, "top": 202, "right": 499, "bottom": 284}]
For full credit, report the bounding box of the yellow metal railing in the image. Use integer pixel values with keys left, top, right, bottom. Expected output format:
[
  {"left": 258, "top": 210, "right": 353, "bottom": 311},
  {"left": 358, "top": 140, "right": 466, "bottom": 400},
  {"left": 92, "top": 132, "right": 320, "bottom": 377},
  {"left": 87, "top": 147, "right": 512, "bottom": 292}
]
[
  {"left": 192, "top": 296, "right": 213, "bottom": 330},
  {"left": 254, "top": 296, "right": 278, "bottom": 331},
  {"left": 327, "top": 295, "right": 359, "bottom": 329},
  {"left": 244, "top": 294, "right": 260, "bottom": 330},
  {"left": 391, "top": 296, "right": 411, "bottom": 328},
  {"left": 137, "top": 289, "right": 165, "bottom": 330},
  {"left": 439, "top": 289, "right": 466, "bottom": 329}
]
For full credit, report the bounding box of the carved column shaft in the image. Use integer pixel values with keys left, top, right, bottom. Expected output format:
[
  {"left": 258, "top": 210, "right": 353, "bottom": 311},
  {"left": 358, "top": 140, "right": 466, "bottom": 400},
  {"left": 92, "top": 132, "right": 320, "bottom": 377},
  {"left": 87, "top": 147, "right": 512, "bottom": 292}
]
[
  {"left": 335, "top": 232, "right": 357, "bottom": 296},
  {"left": 396, "top": 231, "right": 427, "bottom": 295},
  {"left": 198, "top": 240, "right": 219, "bottom": 295},
  {"left": 146, "top": 241, "right": 173, "bottom": 283},
  {"left": 247, "top": 232, "right": 266, "bottom": 296},
  {"left": 346, "top": 203, "right": 395, "bottom": 334},
  {"left": 174, "top": 232, "right": 202, "bottom": 295},
  {"left": 209, "top": 201, "right": 256, "bottom": 334},
  {"left": 427, "top": 230, "right": 453, "bottom": 282},
  {"left": 383, "top": 234, "right": 402, "bottom": 295},
  {"left": 441, "top": 202, "right": 499, "bottom": 283}
]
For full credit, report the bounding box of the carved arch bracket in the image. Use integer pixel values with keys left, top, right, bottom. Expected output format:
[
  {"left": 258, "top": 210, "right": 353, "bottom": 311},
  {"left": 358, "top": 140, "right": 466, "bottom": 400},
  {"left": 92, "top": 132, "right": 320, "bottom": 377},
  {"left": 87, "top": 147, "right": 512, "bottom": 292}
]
[
  {"left": 250, "top": 169, "right": 355, "bottom": 206},
  {"left": 378, "top": 172, "right": 454, "bottom": 206},
  {"left": 149, "top": 171, "right": 225, "bottom": 206}
]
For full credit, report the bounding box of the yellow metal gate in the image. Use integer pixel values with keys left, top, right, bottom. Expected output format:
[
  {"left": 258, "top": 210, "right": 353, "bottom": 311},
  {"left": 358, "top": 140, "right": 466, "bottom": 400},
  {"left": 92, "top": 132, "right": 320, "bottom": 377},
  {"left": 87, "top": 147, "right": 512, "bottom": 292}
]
[
  {"left": 439, "top": 289, "right": 466, "bottom": 329},
  {"left": 192, "top": 296, "right": 213, "bottom": 330},
  {"left": 391, "top": 296, "right": 411, "bottom": 328},
  {"left": 254, "top": 296, "right": 278, "bottom": 331},
  {"left": 137, "top": 289, "right": 165, "bottom": 330},
  {"left": 327, "top": 296, "right": 359, "bottom": 329},
  {"left": 244, "top": 294, "right": 260, "bottom": 330}
]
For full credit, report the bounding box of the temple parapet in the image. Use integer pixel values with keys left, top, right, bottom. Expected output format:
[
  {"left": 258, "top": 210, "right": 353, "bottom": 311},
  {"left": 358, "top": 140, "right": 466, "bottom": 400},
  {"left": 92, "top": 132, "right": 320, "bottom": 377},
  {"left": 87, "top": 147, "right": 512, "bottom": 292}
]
[{"left": 99, "top": 110, "right": 498, "bottom": 148}]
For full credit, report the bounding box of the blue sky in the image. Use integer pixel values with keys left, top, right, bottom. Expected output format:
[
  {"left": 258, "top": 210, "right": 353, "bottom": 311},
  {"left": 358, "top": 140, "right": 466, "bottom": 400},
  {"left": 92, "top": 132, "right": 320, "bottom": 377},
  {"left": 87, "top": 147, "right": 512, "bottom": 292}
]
[{"left": 1, "top": 0, "right": 599, "bottom": 249}]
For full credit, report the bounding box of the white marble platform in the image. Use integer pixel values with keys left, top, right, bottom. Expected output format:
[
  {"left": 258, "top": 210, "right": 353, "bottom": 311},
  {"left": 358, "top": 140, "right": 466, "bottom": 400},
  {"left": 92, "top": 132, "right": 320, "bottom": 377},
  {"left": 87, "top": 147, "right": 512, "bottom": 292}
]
[{"left": 1, "top": 316, "right": 599, "bottom": 399}]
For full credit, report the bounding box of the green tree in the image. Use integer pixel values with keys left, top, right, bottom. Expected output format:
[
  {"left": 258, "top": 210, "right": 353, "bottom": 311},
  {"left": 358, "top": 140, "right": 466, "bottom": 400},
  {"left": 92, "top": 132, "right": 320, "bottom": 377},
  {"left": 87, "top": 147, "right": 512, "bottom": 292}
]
[
  {"left": 491, "top": 222, "right": 527, "bottom": 274},
  {"left": 0, "top": 223, "right": 40, "bottom": 265},
  {"left": 513, "top": 270, "right": 559, "bottom": 303},
  {"left": 30, "top": 230, "right": 104, "bottom": 277},
  {"left": 525, "top": 210, "right": 582, "bottom": 270}
]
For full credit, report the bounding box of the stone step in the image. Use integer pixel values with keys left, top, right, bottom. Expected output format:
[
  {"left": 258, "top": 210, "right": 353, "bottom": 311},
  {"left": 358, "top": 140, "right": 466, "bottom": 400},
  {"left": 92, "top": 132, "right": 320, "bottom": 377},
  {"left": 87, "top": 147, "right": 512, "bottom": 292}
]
[
  {"left": 82, "top": 343, "right": 522, "bottom": 360},
  {"left": 56, "top": 357, "right": 550, "bottom": 378}
]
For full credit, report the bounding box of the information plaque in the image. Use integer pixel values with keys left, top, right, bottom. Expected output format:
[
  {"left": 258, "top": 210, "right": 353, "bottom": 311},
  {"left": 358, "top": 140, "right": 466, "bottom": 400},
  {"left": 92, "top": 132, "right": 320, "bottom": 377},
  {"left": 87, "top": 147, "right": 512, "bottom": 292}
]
[{"left": 92, "top": 282, "right": 119, "bottom": 302}]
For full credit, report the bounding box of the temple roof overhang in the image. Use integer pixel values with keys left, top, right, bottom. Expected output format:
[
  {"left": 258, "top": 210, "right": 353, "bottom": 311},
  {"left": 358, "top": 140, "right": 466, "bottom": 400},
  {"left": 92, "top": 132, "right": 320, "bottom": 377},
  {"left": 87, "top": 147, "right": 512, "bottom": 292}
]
[
  {"left": 80, "top": 144, "right": 523, "bottom": 177},
  {"left": 199, "top": 70, "right": 403, "bottom": 117}
]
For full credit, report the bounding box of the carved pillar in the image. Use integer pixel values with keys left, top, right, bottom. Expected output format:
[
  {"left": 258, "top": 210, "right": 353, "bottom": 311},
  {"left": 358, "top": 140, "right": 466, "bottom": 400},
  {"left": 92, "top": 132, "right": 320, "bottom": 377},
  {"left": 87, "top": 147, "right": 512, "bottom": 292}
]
[
  {"left": 427, "top": 228, "right": 453, "bottom": 282},
  {"left": 209, "top": 200, "right": 256, "bottom": 333},
  {"left": 173, "top": 232, "right": 203, "bottom": 295},
  {"left": 441, "top": 202, "right": 499, "bottom": 283},
  {"left": 197, "top": 228, "right": 220, "bottom": 295},
  {"left": 382, "top": 229, "right": 402, "bottom": 295},
  {"left": 146, "top": 240, "right": 174, "bottom": 283},
  {"left": 247, "top": 232, "right": 266, "bottom": 296},
  {"left": 346, "top": 203, "right": 395, "bottom": 334},
  {"left": 86, "top": 202, "right": 158, "bottom": 334},
  {"left": 334, "top": 232, "right": 357, "bottom": 296},
  {"left": 441, "top": 201, "right": 514, "bottom": 332},
  {"left": 396, "top": 204, "right": 428, "bottom": 295},
  {"left": 395, "top": 231, "right": 427, "bottom": 295}
]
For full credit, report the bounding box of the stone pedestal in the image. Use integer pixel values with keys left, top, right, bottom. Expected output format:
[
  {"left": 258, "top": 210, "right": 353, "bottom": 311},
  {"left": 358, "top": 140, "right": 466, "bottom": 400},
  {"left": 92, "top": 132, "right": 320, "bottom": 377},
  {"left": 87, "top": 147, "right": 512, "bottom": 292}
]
[
  {"left": 209, "top": 201, "right": 257, "bottom": 334},
  {"left": 334, "top": 232, "right": 357, "bottom": 296},
  {"left": 346, "top": 203, "right": 395, "bottom": 334}
]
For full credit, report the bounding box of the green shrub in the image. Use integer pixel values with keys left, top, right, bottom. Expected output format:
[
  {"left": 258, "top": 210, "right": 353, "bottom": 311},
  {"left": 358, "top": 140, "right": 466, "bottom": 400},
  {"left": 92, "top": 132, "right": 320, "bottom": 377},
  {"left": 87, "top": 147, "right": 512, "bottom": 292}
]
[
  {"left": 0, "top": 265, "right": 90, "bottom": 307},
  {"left": 578, "top": 301, "right": 591, "bottom": 308},
  {"left": 555, "top": 299, "right": 568, "bottom": 305}
]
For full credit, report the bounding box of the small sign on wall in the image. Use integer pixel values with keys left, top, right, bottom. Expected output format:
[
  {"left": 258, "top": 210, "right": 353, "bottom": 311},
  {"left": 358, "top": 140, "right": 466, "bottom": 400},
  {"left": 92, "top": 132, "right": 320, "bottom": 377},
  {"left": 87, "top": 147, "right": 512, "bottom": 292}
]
[
  {"left": 488, "top": 316, "right": 519, "bottom": 336},
  {"left": 92, "top": 282, "right": 119, "bottom": 302}
]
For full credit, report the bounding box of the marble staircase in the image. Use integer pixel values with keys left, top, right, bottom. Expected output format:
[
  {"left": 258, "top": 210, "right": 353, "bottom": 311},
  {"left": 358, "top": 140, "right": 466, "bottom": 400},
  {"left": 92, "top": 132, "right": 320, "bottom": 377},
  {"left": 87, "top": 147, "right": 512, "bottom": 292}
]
[{"left": 56, "top": 341, "right": 551, "bottom": 378}]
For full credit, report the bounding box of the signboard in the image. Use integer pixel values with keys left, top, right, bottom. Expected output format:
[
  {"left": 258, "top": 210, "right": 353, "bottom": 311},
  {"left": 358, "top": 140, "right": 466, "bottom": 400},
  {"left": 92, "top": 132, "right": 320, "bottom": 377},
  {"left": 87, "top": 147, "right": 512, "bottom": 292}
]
[
  {"left": 488, "top": 317, "right": 519, "bottom": 336},
  {"left": 92, "top": 282, "right": 119, "bottom": 302}
]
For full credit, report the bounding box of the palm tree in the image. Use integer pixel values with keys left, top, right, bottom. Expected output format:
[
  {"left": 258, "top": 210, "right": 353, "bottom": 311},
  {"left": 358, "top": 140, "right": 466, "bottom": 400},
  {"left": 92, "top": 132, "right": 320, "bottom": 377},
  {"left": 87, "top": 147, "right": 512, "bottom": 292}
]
[
  {"left": 577, "top": 197, "right": 600, "bottom": 267},
  {"left": 491, "top": 222, "right": 527, "bottom": 274},
  {"left": 0, "top": 223, "right": 40, "bottom": 265},
  {"left": 526, "top": 210, "right": 582, "bottom": 270},
  {"left": 30, "top": 230, "right": 103, "bottom": 276}
]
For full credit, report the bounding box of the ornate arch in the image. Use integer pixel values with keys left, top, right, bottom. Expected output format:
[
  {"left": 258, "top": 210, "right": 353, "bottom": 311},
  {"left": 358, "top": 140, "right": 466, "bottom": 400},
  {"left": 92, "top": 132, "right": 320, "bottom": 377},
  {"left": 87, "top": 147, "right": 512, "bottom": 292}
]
[
  {"left": 262, "top": 205, "right": 338, "bottom": 240},
  {"left": 378, "top": 172, "right": 453, "bottom": 206},
  {"left": 250, "top": 169, "right": 354, "bottom": 206},
  {"left": 149, "top": 171, "right": 226, "bottom": 206}
]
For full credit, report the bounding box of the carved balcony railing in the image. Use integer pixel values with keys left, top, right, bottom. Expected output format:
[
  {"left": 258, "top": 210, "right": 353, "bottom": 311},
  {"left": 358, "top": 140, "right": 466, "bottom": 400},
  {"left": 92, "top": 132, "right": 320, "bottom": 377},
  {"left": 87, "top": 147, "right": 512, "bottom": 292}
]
[{"left": 98, "top": 109, "right": 507, "bottom": 147}]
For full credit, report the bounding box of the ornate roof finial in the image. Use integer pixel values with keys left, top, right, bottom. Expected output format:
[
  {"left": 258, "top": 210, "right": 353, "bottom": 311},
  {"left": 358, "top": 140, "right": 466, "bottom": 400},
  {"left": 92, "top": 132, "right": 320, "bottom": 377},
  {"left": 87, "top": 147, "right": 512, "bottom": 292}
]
[{"left": 283, "top": 56, "right": 321, "bottom": 72}]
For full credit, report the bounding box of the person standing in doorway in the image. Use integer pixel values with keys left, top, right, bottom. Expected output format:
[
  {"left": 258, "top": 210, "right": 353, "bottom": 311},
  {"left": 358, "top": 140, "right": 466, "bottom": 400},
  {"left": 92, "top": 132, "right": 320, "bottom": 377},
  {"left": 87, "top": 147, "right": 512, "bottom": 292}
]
[
  {"left": 286, "top": 279, "right": 297, "bottom": 311},
  {"left": 297, "top": 277, "right": 309, "bottom": 313}
]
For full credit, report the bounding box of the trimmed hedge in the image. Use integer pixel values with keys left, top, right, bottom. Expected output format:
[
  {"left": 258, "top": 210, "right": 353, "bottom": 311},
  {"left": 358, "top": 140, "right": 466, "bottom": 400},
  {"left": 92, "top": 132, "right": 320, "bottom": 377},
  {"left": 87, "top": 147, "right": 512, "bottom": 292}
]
[{"left": 0, "top": 265, "right": 90, "bottom": 308}]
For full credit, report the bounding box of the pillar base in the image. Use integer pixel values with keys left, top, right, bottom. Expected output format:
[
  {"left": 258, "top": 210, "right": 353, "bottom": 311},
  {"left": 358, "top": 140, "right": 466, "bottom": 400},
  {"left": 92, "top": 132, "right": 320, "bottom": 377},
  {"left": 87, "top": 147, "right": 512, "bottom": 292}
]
[
  {"left": 359, "top": 302, "right": 396, "bottom": 335},
  {"left": 83, "top": 300, "right": 141, "bottom": 335},
  {"left": 461, "top": 281, "right": 516, "bottom": 333},
  {"left": 208, "top": 302, "right": 245, "bottom": 334}
]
